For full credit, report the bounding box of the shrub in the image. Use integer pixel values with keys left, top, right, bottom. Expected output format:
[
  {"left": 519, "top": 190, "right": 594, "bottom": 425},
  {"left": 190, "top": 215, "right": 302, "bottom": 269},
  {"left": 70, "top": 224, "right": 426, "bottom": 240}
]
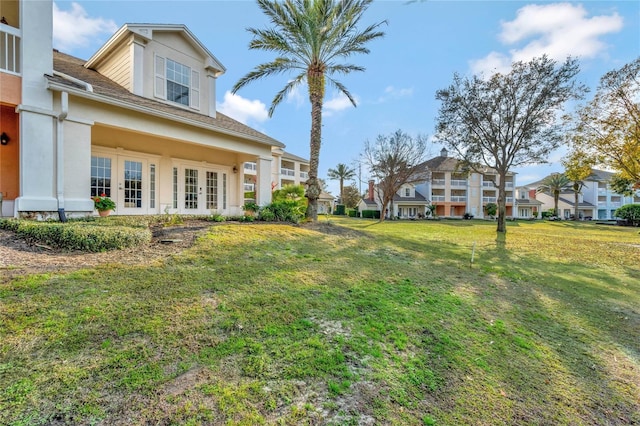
[
  {"left": 614, "top": 204, "right": 640, "bottom": 226},
  {"left": 259, "top": 200, "right": 305, "bottom": 223},
  {"left": 208, "top": 213, "right": 226, "bottom": 222},
  {"left": 347, "top": 209, "right": 357, "bottom": 217},
  {"left": 334, "top": 204, "right": 346, "bottom": 215},
  {"left": 485, "top": 202, "right": 497, "bottom": 217},
  {"left": 463, "top": 213, "right": 474, "bottom": 220},
  {"left": 0, "top": 219, "right": 151, "bottom": 251},
  {"left": 361, "top": 210, "right": 381, "bottom": 219}
]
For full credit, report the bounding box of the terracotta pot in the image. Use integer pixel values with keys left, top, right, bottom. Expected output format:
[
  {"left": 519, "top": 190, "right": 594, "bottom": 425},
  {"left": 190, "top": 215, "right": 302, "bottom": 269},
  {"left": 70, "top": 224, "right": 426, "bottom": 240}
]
[{"left": 98, "top": 210, "right": 111, "bottom": 217}]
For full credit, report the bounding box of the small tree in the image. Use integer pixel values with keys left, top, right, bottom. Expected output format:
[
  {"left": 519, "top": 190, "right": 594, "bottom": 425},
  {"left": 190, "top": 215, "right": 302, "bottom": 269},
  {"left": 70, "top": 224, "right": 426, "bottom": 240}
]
[
  {"left": 436, "top": 55, "right": 586, "bottom": 235},
  {"left": 341, "top": 184, "right": 361, "bottom": 208},
  {"left": 327, "top": 163, "right": 356, "bottom": 204},
  {"left": 536, "top": 173, "right": 571, "bottom": 218},
  {"left": 485, "top": 202, "right": 498, "bottom": 218},
  {"left": 562, "top": 149, "right": 595, "bottom": 221},
  {"left": 362, "top": 130, "right": 430, "bottom": 222}
]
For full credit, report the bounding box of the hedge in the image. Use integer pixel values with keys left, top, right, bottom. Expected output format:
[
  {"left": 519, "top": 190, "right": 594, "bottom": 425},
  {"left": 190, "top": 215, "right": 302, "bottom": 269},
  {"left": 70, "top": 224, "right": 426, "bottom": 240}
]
[
  {"left": 361, "top": 209, "right": 381, "bottom": 219},
  {"left": 0, "top": 219, "right": 151, "bottom": 252}
]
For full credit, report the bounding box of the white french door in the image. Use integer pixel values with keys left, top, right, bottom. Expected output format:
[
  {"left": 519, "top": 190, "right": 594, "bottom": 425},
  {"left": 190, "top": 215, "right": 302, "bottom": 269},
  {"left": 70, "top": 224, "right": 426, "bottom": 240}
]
[
  {"left": 118, "top": 158, "right": 149, "bottom": 214},
  {"left": 176, "top": 164, "right": 228, "bottom": 215}
]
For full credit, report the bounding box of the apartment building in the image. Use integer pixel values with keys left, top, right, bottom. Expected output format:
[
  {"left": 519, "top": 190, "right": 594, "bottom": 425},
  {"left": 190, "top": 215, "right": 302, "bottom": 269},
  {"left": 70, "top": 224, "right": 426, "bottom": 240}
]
[
  {"left": 424, "top": 149, "right": 515, "bottom": 218},
  {"left": 523, "top": 169, "right": 640, "bottom": 220},
  {"left": 358, "top": 149, "right": 515, "bottom": 219},
  {"left": 242, "top": 149, "right": 310, "bottom": 203}
]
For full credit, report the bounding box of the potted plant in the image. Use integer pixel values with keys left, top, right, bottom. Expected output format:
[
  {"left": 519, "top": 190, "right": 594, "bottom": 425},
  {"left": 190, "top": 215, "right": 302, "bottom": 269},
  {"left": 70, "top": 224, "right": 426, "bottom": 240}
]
[
  {"left": 93, "top": 193, "right": 116, "bottom": 216},
  {"left": 242, "top": 201, "right": 260, "bottom": 217}
]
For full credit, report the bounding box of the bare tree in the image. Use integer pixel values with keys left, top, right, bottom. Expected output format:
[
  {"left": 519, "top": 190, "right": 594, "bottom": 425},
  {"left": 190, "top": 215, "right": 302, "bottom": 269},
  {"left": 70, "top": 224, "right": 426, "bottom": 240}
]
[
  {"left": 362, "top": 130, "right": 430, "bottom": 222},
  {"left": 435, "top": 55, "right": 586, "bottom": 234}
]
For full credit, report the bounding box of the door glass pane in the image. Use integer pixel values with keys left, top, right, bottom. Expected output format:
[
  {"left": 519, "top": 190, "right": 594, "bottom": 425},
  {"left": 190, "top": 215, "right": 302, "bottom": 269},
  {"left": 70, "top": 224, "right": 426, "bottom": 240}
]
[
  {"left": 124, "top": 160, "right": 143, "bottom": 208},
  {"left": 207, "top": 171, "right": 217, "bottom": 209},
  {"left": 185, "top": 168, "right": 198, "bottom": 209},
  {"left": 90, "top": 156, "right": 111, "bottom": 197}
]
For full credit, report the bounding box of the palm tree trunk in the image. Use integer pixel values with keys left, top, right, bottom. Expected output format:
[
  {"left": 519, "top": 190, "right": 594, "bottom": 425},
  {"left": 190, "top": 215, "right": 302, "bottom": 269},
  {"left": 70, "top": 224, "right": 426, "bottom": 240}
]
[
  {"left": 305, "top": 70, "right": 324, "bottom": 221},
  {"left": 339, "top": 179, "right": 344, "bottom": 205}
]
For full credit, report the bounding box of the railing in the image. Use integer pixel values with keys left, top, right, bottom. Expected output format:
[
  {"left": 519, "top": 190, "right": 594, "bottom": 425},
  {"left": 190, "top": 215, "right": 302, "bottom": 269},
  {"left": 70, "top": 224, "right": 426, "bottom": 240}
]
[
  {"left": 244, "top": 162, "right": 257, "bottom": 171},
  {"left": 505, "top": 182, "right": 514, "bottom": 188},
  {"left": 482, "top": 181, "right": 495, "bottom": 187},
  {"left": 506, "top": 197, "right": 513, "bottom": 203},
  {"left": 431, "top": 195, "right": 445, "bottom": 202},
  {"left": 244, "top": 183, "right": 255, "bottom": 191},
  {"left": 610, "top": 202, "right": 622, "bottom": 207},
  {"left": 0, "top": 24, "right": 21, "bottom": 74},
  {"left": 300, "top": 171, "right": 309, "bottom": 179},
  {"left": 281, "top": 167, "right": 295, "bottom": 177},
  {"left": 598, "top": 202, "right": 607, "bottom": 207},
  {"left": 450, "top": 179, "right": 467, "bottom": 187},
  {"left": 432, "top": 179, "right": 445, "bottom": 185},
  {"left": 451, "top": 196, "right": 467, "bottom": 202},
  {"left": 483, "top": 197, "right": 497, "bottom": 203}
]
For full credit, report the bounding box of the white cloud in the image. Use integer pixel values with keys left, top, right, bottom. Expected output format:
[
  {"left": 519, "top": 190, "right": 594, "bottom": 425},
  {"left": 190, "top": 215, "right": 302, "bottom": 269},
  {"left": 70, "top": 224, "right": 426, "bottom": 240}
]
[
  {"left": 218, "top": 91, "right": 269, "bottom": 125},
  {"left": 471, "top": 3, "right": 623, "bottom": 76},
  {"left": 285, "top": 84, "right": 305, "bottom": 108},
  {"left": 376, "top": 85, "right": 414, "bottom": 103},
  {"left": 323, "top": 92, "right": 358, "bottom": 117},
  {"left": 53, "top": 2, "right": 118, "bottom": 52}
]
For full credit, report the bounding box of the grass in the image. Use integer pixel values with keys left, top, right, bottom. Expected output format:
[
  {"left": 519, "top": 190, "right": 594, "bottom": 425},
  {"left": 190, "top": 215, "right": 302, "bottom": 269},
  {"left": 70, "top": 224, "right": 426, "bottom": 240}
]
[{"left": 1, "top": 218, "right": 639, "bottom": 425}]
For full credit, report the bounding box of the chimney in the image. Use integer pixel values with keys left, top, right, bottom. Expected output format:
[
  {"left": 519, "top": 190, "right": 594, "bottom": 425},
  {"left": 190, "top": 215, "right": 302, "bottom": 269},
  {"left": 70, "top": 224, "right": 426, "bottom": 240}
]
[
  {"left": 528, "top": 189, "right": 536, "bottom": 199},
  {"left": 368, "top": 180, "right": 375, "bottom": 201},
  {"left": 440, "top": 148, "right": 448, "bottom": 157}
]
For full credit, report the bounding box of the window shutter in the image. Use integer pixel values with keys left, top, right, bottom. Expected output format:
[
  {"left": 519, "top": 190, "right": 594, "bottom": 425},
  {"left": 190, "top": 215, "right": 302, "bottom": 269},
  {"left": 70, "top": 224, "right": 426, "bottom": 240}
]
[
  {"left": 190, "top": 70, "right": 200, "bottom": 109},
  {"left": 154, "top": 55, "right": 166, "bottom": 99}
]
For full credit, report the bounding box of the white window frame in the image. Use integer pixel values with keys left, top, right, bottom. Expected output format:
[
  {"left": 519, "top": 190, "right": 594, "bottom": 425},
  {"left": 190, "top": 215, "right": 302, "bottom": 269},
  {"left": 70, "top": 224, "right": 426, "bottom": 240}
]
[{"left": 154, "top": 54, "right": 200, "bottom": 110}]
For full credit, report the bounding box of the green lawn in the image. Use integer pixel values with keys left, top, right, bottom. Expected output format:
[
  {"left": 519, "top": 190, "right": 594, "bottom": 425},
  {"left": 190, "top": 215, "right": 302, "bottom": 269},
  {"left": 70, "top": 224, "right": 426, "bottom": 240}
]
[{"left": 1, "top": 218, "right": 639, "bottom": 425}]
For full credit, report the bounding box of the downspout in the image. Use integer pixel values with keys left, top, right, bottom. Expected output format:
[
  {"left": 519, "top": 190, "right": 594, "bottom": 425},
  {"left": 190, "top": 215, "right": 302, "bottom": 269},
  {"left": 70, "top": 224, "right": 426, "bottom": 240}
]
[{"left": 57, "top": 91, "right": 68, "bottom": 222}]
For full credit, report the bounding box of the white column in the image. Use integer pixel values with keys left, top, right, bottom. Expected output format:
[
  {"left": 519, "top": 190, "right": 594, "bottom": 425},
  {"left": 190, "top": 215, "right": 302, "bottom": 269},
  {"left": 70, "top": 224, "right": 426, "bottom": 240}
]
[
  {"left": 130, "top": 37, "right": 145, "bottom": 96},
  {"left": 256, "top": 156, "right": 273, "bottom": 206}
]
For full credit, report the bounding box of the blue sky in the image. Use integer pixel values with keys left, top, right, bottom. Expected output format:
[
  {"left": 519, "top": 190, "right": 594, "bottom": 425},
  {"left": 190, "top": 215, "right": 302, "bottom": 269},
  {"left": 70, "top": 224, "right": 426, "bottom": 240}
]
[{"left": 53, "top": 0, "right": 639, "bottom": 196}]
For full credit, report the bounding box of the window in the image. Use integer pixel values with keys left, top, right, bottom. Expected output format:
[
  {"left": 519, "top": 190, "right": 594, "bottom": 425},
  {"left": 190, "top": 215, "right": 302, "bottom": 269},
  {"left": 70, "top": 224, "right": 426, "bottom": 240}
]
[
  {"left": 167, "top": 59, "right": 190, "bottom": 106},
  {"left": 172, "top": 167, "right": 178, "bottom": 209},
  {"left": 150, "top": 164, "right": 156, "bottom": 209},
  {"left": 405, "top": 188, "right": 411, "bottom": 197},
  {"left": 91, "top": 156, "right": 112, "bottom": 197},
  {"left": 155, "top": 55, "right": 200, "bottom": 109}
]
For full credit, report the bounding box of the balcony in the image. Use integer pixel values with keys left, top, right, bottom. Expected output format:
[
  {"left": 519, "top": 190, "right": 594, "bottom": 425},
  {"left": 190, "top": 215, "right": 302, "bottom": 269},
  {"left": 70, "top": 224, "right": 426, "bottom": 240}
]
[
  {"left": 300, "top": 171, "right": 309, "bottom": 179},
  {"left": 450, "top": 179, "right": 467, "bottom": 187},
  {"left": 431, "top": 195, "right": 445, "bottom": 202},
  {"left": 506, "top": 197, "right": 513, "bottom": 203},
  {"left": 482, "top": 181, "right": 495, "bottom": 187},
  {"left": 483, "top": 197, "right": 497, "bottom": 203},
  {"left": 243, "top": 183, "right": 255, "bottom": 192},
  {"left": 244, "top": 162, "right": 257, "bottom": 172},
  {"left": 0, "top": 23, "right": 21, "bottom": 74},
  {"left": 451, "top": 196, "right": 467, "bottom": 202},
  {"left": 432, "top": 178, "right": 445, "bottom": 186},
  {"left": 281, "top": 167, "right": 295, "bottom": 177},
  {"left": 505, "top": 182, "right": 514, "bottom": 188}
]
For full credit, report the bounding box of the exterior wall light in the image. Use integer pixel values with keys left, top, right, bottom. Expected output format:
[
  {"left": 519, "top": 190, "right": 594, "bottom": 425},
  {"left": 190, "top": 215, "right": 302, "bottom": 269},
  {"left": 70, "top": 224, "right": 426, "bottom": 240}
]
[{"left": 0, "top": 132, "right": 9, "bottom": 145}]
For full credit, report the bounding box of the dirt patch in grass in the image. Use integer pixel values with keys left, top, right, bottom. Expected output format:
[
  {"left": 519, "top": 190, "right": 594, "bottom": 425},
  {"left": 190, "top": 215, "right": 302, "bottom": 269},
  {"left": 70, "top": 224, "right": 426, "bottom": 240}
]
[{"left": 0, "top": 220, "right": 210, "bottom": 281}]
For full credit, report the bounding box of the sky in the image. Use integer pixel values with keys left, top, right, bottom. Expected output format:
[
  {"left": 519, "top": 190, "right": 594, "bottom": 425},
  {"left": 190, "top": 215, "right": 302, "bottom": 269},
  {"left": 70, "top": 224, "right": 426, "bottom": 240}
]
[{"left": 52, "top": 0, "right": 639, "bottom": 197}]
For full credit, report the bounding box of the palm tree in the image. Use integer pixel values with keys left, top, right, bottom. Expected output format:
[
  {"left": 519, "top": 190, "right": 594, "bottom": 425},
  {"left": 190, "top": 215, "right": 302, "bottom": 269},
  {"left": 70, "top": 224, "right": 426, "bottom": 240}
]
[
  {"left": 232, "top": 0, "right": 385, "bottom": 220},
  {"left": 327, "top": 163, "right": 356, "bottom": 203},
  {"left": 536, "top": 173, "right": 571, "bottom": 218}
]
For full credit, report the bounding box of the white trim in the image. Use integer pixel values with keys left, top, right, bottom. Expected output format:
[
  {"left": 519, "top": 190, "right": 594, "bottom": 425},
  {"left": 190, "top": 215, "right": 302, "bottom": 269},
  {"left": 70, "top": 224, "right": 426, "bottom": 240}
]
[
  {"left": 53, "top": 70, "right": 93, "bottom": 92},
  {"left": 154, "top": 54, "right": 166, "bottom": 99},
  {"left": 190, "top": 69, "right": 200, "bottom": 110}
]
